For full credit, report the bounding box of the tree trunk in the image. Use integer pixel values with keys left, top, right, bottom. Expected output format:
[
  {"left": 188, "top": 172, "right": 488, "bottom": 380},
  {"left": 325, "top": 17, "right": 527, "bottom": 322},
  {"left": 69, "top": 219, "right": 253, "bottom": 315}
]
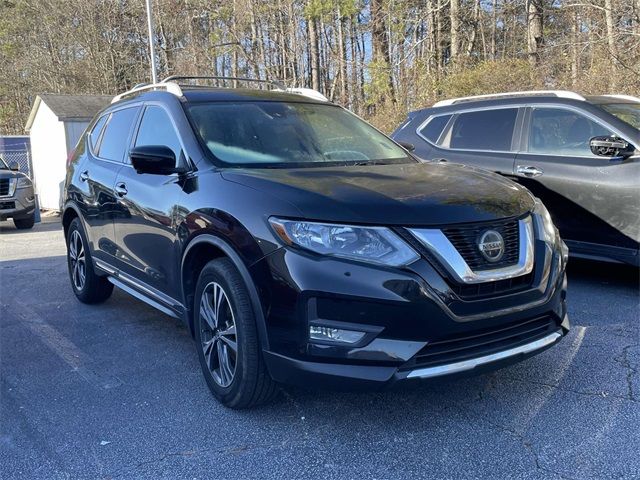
[
  {"left": 450, "top": 0, "right": 461, "bottom": 61},
  {"left": 604, "top": 0, "right": 618, "bottom": 88},
  {"left": 571, "top": 9, "right": 579, "bottom": 88},
  {"left": 370, "top": 0, "right": 395, "bottom": 102},
  {"left": 465, "top": 0, "right": 480, "bottom": 57},
  {"left": 336, "top": 8, "right": 348, "bottom": 105},
  {"left": 527, "top": 0, "right": 544, "bottom": 66},
  {"left": 491, "top": 0, "right": 498, "bottom": 59},
  {"left": 308, "top": 17, "right": 320, "bottom": 91}
]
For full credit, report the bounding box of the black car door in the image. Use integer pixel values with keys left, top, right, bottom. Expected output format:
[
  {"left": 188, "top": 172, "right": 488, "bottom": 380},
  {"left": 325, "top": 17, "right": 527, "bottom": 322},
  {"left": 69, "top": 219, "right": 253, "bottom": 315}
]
[
  {"left": 112, "top": 104, "right": 191, "bottom": 301},
  {"left": 77, "top": 107, "right": 139, "bottom": 262},
  {"left": 514, "top": 105, "right": 640, "bottom": 251},
  {"left": 412, "top": 107, "right": 522, "bottom": 178}
]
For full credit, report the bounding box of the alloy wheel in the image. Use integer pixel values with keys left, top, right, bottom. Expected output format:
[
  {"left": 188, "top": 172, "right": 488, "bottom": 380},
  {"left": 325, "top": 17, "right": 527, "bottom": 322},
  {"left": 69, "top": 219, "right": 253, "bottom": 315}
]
[
  {"left": 200, "top": 282, "right": 238, "bottom": 388},
  {"left": 69, "top": 230, "right": 86, "bottom": 291}
]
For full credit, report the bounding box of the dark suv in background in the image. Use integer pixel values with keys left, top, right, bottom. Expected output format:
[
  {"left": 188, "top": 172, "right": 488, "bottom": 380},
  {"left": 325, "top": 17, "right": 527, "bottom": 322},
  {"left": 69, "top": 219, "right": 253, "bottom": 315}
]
[
  {"left": 62, "top": 77, "right": 569, "bottom": 408},
  {"left": 393, "top": 91, "right": 640, "bottom": 266}
]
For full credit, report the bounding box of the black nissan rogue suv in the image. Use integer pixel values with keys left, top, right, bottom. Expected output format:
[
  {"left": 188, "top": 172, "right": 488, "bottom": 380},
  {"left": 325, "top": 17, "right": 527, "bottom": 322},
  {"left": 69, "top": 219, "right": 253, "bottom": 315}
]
[{"left": 62, "top": 77, "right": 569, "bottom": 408}]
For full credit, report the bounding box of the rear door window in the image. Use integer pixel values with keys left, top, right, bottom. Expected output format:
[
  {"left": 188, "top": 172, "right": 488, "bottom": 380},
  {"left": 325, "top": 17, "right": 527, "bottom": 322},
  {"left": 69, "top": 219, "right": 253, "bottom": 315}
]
[
  {"left": 97, "top": 107, "right": 139, "bottom": 162},
  {"left": 528, "top": 107, "right": 612, "bottom": 156},
  {"left": 446, "top": 108, "right": 518, "bottom": 151},
  {"left": 418, "top": 114, "right": 452, "bottom": 144},
  {"left": 89, "top": 115, "right": 108, "bottom": 151}
]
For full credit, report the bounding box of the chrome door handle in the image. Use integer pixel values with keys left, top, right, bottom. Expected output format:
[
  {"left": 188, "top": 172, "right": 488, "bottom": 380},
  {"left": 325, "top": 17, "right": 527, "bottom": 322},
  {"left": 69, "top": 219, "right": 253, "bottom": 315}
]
[
  {"left": 516, "top": 165, "right": 543, "bottom": 177},
  {"left": 433, "top": 158, "right": 448, "bottom": 163},
  {"left": 115, "top": 183, "right": 128, "bottom": 197},
  {"left": 79, "top": 171, "right": 89, "bottom": 182}
]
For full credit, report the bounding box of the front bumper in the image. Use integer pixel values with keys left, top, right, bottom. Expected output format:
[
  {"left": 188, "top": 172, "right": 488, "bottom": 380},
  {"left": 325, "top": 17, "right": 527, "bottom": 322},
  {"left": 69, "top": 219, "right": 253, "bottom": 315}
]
[
  {"left": 0, "top": 186, "right": 36, "bottom": 220},
  {"left": 255, "top": 233, "right": 569, "bottom": 390},
  {"left": 264, "top": 317, "right": 568, "bottom": 389}
]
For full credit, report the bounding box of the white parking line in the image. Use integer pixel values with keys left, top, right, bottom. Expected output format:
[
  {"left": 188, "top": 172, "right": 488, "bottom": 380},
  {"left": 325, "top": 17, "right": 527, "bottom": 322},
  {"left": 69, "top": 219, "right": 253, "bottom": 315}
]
[{"left": 14, "top": 303, "right": 123, "bottom": 390}]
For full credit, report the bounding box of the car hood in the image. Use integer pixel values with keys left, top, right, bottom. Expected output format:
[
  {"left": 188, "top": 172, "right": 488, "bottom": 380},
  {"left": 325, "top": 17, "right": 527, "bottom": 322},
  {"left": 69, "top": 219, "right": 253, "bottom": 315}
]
[{"left": 221, "top": 162, "right": 535, "bottom": 226}]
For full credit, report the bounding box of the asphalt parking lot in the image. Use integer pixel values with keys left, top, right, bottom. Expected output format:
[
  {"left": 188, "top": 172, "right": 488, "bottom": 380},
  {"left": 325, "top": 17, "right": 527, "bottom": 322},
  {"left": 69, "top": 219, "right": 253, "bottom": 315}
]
[{"left": 1, "top": 217, "right": 638, "bottom": 480}]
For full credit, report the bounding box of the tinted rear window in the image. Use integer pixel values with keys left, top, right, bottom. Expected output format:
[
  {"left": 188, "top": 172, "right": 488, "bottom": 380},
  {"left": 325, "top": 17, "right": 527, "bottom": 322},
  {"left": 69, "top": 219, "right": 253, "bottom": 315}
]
[
  {"left": 448, "top": 108, "right": 518, "bottom": 151},
  {"left": 98, "top": 107, "right": 139, "bottom": 162},
  {"left": 89, "top": 115, "right": 108, "bottom": 151},
  {"left": 419, "top": 114, "right": 452, "bottom": 144}
]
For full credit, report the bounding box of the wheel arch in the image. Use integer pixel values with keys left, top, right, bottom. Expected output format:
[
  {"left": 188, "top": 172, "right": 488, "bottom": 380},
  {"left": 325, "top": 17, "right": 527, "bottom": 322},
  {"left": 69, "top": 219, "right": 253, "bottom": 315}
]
[
  {"left": 62, "top": 202, "right": 83, "bottom": 242},
  {"left": 181, "top": 234, "right": 270, "bottom": 350}
]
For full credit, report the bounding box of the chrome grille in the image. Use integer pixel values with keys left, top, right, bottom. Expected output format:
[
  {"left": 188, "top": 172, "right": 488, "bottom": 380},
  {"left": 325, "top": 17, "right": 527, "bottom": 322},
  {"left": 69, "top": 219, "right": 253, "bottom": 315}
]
[
  {"left": 441, "top": 219, "right": 520, "bottom": 271},
  {"left": 0, "top": 179, "right": 10, "bottom": 196}
]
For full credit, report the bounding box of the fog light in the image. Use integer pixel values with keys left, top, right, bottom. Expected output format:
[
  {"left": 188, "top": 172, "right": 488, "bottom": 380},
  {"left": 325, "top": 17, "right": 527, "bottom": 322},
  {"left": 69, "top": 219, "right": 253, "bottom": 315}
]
[{"left": 309, "top": 326, "right": 366, "bottom": 344}]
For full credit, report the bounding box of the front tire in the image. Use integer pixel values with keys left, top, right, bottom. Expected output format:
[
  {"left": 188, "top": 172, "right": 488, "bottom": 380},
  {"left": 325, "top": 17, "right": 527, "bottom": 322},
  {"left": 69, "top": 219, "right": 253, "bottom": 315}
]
[
  {"left": 194, "top": 258, "right": 278, "bottom": 409},
  {"left": 14, "top": 214, "right": 35, "bottom": 230},
  {"left": 66, "top": 218, "right": 113, "bottom": 304}
]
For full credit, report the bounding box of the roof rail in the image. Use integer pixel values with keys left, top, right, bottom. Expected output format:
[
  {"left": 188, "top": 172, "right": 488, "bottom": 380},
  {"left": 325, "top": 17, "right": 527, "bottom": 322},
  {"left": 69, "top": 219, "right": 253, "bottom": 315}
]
[
  {"left": 113, "top": 75, "right": 329, "bottom": 104},
  {"left": 162, "top": 75, "right": 328, "bottom": 101},
  {"left": 162, "top": 75, "right": 286, "bottom": 90},
  {"left": 112, "top": 82, "right": 182, "bottom": 104},
  {"left": 433, "top": 90, "right": 585, "bottom": 107},
  {"left": 601, "top": 94, "right": 640, "bottom": 103},
  {"left": 276, "top": 87, "right": 329, "bottom": 102}
]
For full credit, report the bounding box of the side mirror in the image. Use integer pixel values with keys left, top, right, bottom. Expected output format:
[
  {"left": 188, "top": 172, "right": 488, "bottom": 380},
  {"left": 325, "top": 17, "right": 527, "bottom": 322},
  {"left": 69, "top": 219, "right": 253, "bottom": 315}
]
[
  {"left": 590, "top": 136, "right": 635, "bottom": 159},
  {"left": 129, "top": 145, "right": 184, "bottom": 175},
  {"left": 9, "top": 161, "right": 20, "bottom": 171},
  {"left": 397, "top": 141, "right": 415, "bottom": 152}
]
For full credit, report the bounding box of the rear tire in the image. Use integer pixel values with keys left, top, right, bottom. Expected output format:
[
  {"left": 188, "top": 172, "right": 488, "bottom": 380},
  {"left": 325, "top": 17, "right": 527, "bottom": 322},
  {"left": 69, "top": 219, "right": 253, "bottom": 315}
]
[
  {"left": 14, "top": 214, "right": 35, "bottom": 230},
  {"left": 194, "top": 258, "right": 278, "bottom": 409},
  {"left": 66, "top": 218, "right": 113, "bottom": 304}
]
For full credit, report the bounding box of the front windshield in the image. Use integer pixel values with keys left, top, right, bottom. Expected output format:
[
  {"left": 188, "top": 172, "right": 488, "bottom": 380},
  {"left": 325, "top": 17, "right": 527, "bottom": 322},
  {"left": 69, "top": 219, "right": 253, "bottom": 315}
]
[
  {"left": 187, "top": 101, "right": 410, "bottom": 167},
  {"left": 0, "top": 157, "right": 8, "bottom": 169},
  {"left": 600, "top": 103, "right": 640, "bottom": 129}
]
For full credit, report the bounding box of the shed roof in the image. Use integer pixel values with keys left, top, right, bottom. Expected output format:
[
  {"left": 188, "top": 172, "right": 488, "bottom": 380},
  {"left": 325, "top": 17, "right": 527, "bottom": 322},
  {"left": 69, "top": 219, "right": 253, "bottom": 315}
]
[{"left": 25, "top": 94, "right": 112, "bottom": 132}]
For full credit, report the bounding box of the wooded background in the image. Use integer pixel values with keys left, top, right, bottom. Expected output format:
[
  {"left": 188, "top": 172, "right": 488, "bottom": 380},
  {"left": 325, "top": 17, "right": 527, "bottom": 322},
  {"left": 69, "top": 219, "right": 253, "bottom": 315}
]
[{"left": 1, "top": 0, "right": 638, "bottom": 135}]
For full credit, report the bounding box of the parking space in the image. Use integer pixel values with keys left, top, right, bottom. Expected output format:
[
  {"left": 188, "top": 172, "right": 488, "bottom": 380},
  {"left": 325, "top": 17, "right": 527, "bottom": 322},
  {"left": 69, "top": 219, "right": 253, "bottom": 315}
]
[{"left": 1, "top": 218, "right": 638, "bottom": 479}]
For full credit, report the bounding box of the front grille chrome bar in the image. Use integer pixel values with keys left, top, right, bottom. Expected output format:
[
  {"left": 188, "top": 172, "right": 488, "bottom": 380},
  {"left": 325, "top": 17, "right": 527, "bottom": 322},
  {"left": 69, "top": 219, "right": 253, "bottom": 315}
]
[
  {"left": 408, "top": 216, "right": 535, "bottom": 284},
  {"left": 406, "top": 331, "right": 561, "bottom": 379}
]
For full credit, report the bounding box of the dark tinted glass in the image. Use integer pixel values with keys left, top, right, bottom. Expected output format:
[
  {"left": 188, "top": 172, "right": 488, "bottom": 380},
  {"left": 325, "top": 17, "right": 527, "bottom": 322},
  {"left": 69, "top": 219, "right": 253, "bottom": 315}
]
[
  {"left": 419, "top": 114, "right": 452, "bottom": 144},
  {"left": 528, "top": 107, "right": 611, "bottom": 156},
  {"left": 98, "top": 107, "right": 138, "bottom": 162},
  {"left": 89, "top": 115, "right": 108, "bottom": 151},
  {"left": 135, "top": 106, "right": 182, "bottom": 162},
  {"left": 449, "top": 108, "right": 518, "bottom": 151},
  {"left": 188, "top": 102, "right": 409, "bottom": 167}
]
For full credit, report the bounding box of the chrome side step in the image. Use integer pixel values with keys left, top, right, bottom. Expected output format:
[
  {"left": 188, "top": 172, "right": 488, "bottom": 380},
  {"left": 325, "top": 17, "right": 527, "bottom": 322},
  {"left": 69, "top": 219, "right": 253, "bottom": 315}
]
[
  {"left": 95, "top": 259, "right": 182, "bottom": 319},
  {"left": 106, "top": 276, "right": 179, "bottom": 319},
  {"left": 406, "top": 331, "right": 562, "bottom": 379}
]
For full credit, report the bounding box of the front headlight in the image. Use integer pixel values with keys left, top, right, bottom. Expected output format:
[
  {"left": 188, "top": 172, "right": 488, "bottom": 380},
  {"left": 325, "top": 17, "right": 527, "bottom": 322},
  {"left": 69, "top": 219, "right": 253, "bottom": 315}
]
[
  {"left": 16, "top": 176, "right": 32, "bottom": 189},
  {"left": 533, "top": 199, "right": 557, "bottom": 244},
  {"left": 269, "top": 218, "right": 419, "bottom": 267}
]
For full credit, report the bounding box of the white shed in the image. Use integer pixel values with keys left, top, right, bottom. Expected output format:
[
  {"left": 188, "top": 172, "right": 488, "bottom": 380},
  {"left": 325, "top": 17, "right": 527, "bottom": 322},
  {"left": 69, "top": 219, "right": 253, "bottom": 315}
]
[{"left": 25, "top": 94, "right": 111, "bottom": 210}]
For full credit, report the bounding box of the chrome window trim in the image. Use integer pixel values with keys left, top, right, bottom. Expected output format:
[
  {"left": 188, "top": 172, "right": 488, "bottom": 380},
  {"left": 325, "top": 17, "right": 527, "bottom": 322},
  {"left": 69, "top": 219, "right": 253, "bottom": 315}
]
[
  {"left": 415, "top": 105, "right": 522, "bottom": 154},
  {"left": 408, "top": 216, "right": 535, "bottom": 284},
  {"left": 406, "top": 331, "right": 562, "bottom": 379}
]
